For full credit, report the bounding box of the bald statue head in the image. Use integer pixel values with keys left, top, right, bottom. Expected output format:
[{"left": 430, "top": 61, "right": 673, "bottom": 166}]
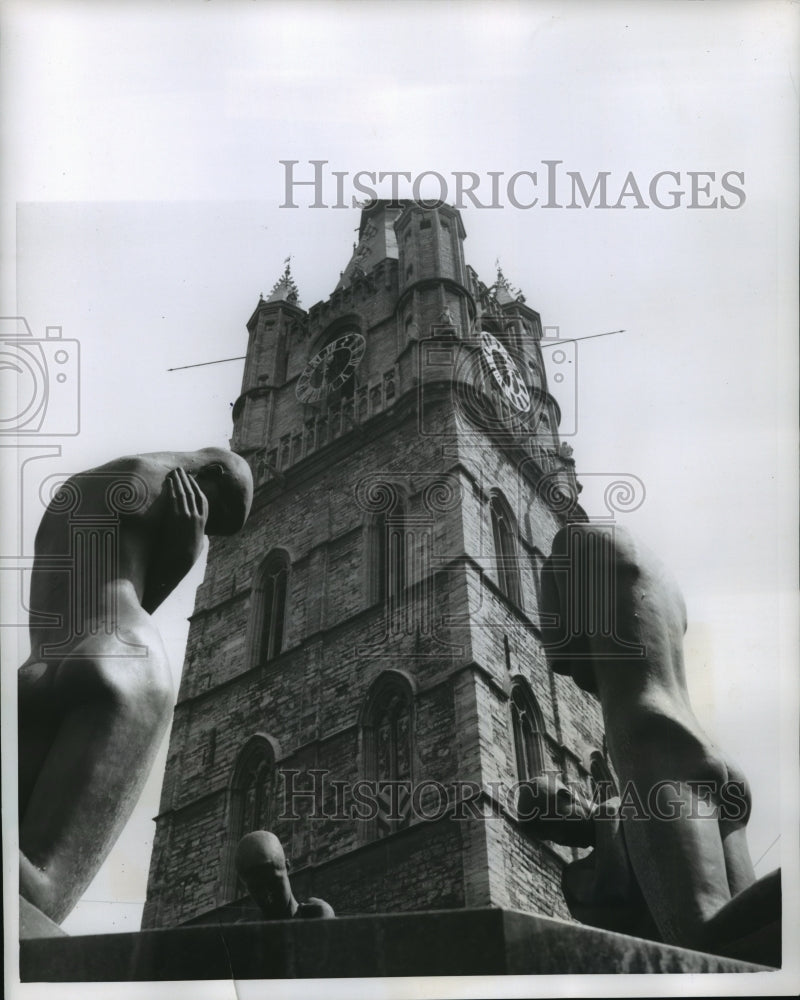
[
  {"left": 234, "top": 831, "right": 297, "bottom": 919},
  {"left": 191, "top": 448, "right": 253, "bottom": 536}
]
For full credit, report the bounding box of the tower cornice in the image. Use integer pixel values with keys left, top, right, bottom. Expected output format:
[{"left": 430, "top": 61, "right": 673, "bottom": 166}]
[{"left": 245, "top": 296, "right": 307, "bottom": 334}]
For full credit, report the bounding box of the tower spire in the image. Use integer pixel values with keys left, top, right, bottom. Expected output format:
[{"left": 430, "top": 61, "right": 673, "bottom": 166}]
[
  {"left": 491, "top": 259, "right": 524, "bottom": 305},
  {"left": 266, "top": 256, "right": 300, "bottom": 305}
]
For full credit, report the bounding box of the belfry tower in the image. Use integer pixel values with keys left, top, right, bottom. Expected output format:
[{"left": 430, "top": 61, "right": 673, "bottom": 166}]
[{"left": 142, "top": 201, "right": 606, "bottom": 928}]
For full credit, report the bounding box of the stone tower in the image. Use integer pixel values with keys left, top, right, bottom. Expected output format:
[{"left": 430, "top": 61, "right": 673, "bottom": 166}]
[{"left": 142, "top": 201, "right": 606, "bottom": 929}]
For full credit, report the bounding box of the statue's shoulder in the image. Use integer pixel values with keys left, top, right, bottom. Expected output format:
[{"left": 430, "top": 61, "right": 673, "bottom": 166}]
[
  {"left": 85, "top": 453, "right": 169, "bottom": 492},
  {"left": 90, "top": 453, "right": 159, "bottom": 475},
  {"left": 43, "top": 454, "right": 165, "bottom": 522},
  {"left": 549, "top": 523, "right": 650, "bottom": 584}
]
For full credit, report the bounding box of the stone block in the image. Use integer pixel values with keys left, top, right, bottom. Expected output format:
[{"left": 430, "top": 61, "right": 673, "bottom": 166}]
[{"left": 20, "top": 908, "right": 772, "bottom": 982}]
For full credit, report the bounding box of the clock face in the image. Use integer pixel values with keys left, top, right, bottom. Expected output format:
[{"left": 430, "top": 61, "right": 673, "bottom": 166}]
[
  {"left": 296, "top": 332, "right": 366, "bottom": 403},
  {"left": 479, "top": 331, "right": 530, "bottom": 412}
]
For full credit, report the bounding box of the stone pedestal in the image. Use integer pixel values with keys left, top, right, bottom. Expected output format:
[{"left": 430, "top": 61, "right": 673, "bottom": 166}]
[{"left": 19, "top": 908, "right": 775, "bottom": 981}]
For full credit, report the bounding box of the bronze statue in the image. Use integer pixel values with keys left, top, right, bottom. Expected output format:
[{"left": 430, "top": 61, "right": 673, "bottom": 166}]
[
  {"left": 518, "top": 773, "right": 660, "bottom": 940},
  {"left": 18, "top": 448, "right": 253, "bottom": 929},
  {"left": 534, "top": 522, "right": 780, "bottom": 964},
  {"left": 234, "top": 831, "right": 335, "bottom": 920}
]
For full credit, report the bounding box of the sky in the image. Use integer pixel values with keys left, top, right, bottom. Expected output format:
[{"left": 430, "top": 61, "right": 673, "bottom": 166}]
[{"left": 2, "top": 2, "right": 798, "bottom": 998}]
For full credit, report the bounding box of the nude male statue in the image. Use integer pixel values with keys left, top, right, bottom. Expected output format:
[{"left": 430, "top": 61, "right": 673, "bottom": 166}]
[
  {"left": 18, "top": 448, "right": 253, "bottom": 927},
  {"left": 535, "top": 522, "right": 779, "bottom": 963},
  {"left": 234, "top": 831, "right": 335, "bottom": 920}
]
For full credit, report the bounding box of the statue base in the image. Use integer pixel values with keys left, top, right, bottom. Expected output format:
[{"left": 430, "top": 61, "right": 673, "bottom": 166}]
[{"left": 19, "top": 907, "right": 777, "bottom": 981}]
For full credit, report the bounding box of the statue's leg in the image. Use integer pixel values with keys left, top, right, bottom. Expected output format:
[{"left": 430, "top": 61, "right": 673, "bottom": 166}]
[
  {"left": 718, "top": 755, "right": 756, "bottom": 896},
  {"left": 622, "top": 779, "right": 733, "bottom": 947},
  {"left": 18, "top": 659, "right": 61, "bottom": 817},
  {"left": 617, "top": 717, "right": 754, "bottom": 951},
  {"left": 721, "top": 824, "right": 756, "bottom": 895},
  {"left": 18, "top": 617, "right": 173, "bottom": 924},
  {"left": 626, "top": 787, "right": 774, "bottom": 961}
]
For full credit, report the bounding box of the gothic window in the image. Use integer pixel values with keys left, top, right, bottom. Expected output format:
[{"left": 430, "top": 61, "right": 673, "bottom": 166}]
[
  {"left": 367, "top": 495, "right": 406, "bottom": 608},
  {"left": 527, "top": 360, "right": 542, "bottom": 390},
  {"left": 510, "top": 680, "right": 546, "bottom": 782},
  {"left": 202, "top": 728, "right": 217, "bottom": 771},
  {"left": 530, "top": 547, "right": 545, "bottom": 616},
  {"left": 225, "top": 735, "right": 277, "bottom": 900},
  {"left": 252, "top": 550, "right": 289, "bottom": 664},
  {"left": 274, "top": 329, "right": 289, "bottom": 384},
  {"left": 357, "top": 385, "right": 368, "bottom": 421},
  {"left": 490, "top": 491, "right": 523, "bottom": 608},
  {"left": 361, "top": 673, "right": 414, "bottom": 838},
  {"left": 279, "top": 436, "right": 291, "bottom": 469}
]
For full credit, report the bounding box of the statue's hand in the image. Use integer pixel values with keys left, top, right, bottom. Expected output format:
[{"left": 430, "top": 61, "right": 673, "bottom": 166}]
[
  {"left": 142, "top": 468, "right": 208, "bottom": 613},
  {"left": 165, "top": 468, "right": 209, "bottom": 565}
]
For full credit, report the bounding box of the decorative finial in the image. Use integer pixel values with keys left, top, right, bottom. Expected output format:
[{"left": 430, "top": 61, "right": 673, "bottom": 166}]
[{"left": 266, "top": 256, "right": 300, "bottom": 305}]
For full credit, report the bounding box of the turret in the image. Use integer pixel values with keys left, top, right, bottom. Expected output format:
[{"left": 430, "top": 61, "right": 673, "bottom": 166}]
[
  {"left": 395, "top": 203, "right": 472, "bottom": 340},
  {"left": 232, "top": 263, "right": 306, "bottom": 454}
]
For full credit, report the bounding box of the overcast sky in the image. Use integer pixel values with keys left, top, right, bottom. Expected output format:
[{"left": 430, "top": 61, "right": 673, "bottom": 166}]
[{"left": 2, "top": 2, "right": 798, "bottom": 996}]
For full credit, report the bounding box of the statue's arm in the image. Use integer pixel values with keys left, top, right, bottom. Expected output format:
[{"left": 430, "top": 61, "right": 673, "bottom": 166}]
[{"left": 142, "top": 468, "right": 208, "bottom": 614}]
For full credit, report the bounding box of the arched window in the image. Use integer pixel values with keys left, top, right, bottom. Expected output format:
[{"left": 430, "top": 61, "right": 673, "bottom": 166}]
[
  {"left": 510, "top": 680, "right": 546, "bottom": 782},
  {"left": 367, "top": 496, "right": 406, "bottom": 609},
  {"left": 224, "top": 735, "right": 277, "bottom": 900},
  {"left": 251, "top": 550, "right": 289, "bottom": 664},
  {"left": 489, "top": 491, "right": 523, "bottom": 608},
  {"left": 530, "top": 547, "right": 545, "bottom": 619},
  {"left": 361, "top": 672, "right": 414, "bottom": 838}
]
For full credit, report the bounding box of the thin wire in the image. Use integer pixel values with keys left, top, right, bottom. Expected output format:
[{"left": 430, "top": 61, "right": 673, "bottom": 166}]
[
  {"left": 166, "top": 329, "right": 628, "bottom": 372},
  {"left": 167, "top": 355, "right": 245, "bottom": 372},
  {"left": 540, "top": 328, "right": 626, "bottom": 347},
  {"left": 753, "top": 833, "right": 780, "bottom": 869}
]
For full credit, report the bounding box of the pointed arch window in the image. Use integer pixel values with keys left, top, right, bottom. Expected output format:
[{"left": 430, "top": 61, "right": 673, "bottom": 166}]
[
  {"left": 224, "top": 735, "right": 277, "bottom": 900},
  {"left": 252, "top": 550, "right": 289, "bottom": 664},
  {"left": 510, "top": 680, "right": 546, "bottom": 782},
  {"left": 367, "top": 495, "right": 406, "bottom": 608},
  {"left": 530, "top": 546, "right": 545, "bottom": 620},
  {"left": 361, "top": 673, "right": 414, "bottom": 838},
  {"left": 490, "top": 491, "right": 523, "bottom": 608}
]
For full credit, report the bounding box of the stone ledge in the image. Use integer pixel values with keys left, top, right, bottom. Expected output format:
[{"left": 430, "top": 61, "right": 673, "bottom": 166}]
[{"left": 20, "top": 908, "right": 774, "bottom": 982}]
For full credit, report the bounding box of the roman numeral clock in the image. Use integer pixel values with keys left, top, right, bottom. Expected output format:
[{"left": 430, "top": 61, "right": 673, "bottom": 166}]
[{"left": 295, "top": 332, "right": 366, "bottom": 404}]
